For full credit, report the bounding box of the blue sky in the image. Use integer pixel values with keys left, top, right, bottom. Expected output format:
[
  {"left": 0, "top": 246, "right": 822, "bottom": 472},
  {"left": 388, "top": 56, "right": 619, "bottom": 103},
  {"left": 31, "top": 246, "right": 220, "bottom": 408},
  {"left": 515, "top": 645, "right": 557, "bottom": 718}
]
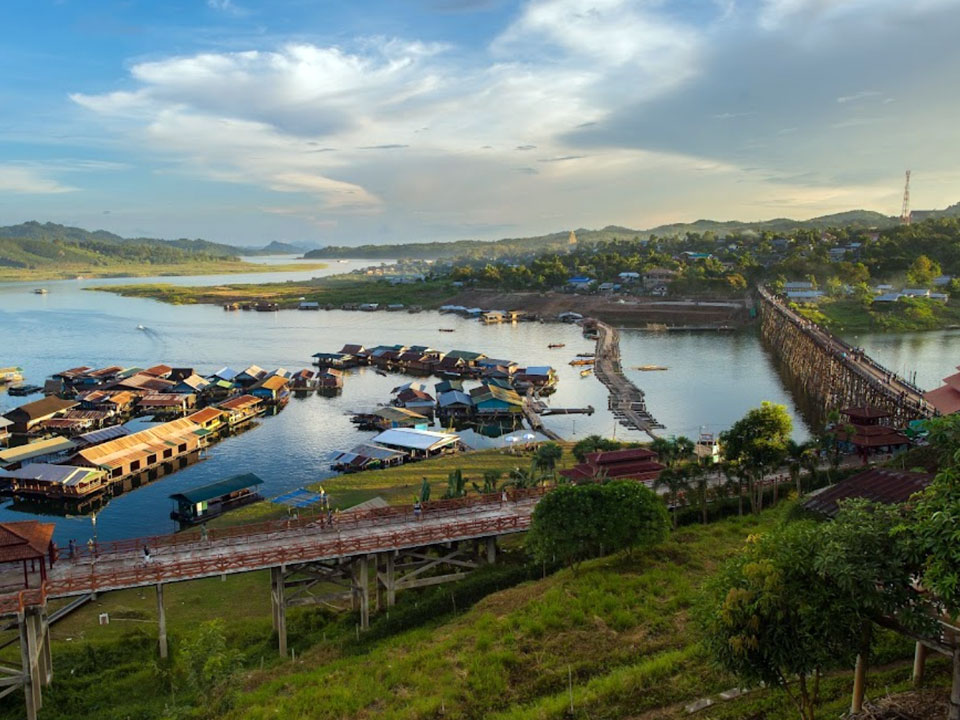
[{"left": 1, "top": 0, "right": 959, "bottom": 246}]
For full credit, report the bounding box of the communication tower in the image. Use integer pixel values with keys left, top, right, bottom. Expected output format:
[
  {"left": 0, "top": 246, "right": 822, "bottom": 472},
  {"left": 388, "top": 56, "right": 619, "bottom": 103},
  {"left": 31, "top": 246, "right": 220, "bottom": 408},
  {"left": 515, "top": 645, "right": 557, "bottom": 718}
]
[{"left": 900, "top": 170, "right": 911, "bottom": 225}]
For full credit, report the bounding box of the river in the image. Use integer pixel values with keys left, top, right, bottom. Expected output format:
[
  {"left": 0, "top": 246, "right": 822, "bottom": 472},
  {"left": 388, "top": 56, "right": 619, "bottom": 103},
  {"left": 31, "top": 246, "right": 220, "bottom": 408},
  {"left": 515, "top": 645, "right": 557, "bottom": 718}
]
[{"left": 0, "top": 259, "right": 954, "bottom": 544}]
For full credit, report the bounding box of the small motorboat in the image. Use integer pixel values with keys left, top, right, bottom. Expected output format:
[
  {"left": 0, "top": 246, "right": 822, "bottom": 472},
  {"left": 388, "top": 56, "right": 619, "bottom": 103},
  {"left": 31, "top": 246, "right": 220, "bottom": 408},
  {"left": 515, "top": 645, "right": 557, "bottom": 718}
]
[
  {"left": 33, "top": 288, "right": 48, "bottom": 295},
  {"left": 579, "top": 368, "right": 593, "bottom": 377},
  {"left": 547, "top": 343, "right": 565, "bottom": 349},
  {"left": 338, "top": 259, "right": 350, "bottom": 263},
  {"left": 634, "top": 365, "right": 668, "bottom": 371},
  {"left": 375, "top": 369, "right": 388, "bottom": 377},
  {"left": 439, "top": 328, "right": 456, "bottom": 333},
  {"left": 9, "top": 384, "right": 43, "bottom": 396},
  {"left": 576, "top": 352, "right": 595, "bottom": 358},
  {"left": 569, "top": 358, "right": 595, "bottom": 366},
  {"left": 136, "top": 324, "right": 147, "bottom": 331}
]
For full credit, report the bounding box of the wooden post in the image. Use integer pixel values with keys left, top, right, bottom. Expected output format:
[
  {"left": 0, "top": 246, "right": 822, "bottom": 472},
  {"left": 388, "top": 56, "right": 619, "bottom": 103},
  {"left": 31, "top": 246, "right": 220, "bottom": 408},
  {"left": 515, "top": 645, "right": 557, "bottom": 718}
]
[
  {"left": 156, "top": 583, "right": 168, "bottom": 660},
  {"left": 912, "top": 641, "right": 927, "bottom": 687},
  {"left": 851, "top": 652, "right": 866, "bottom": 714},
  {"left": 385, "top": 553, "right": 396, "bottom": 608},
  {"left": 485, "top": 536, "right": 497, "bottom": 565},
  {"left": 358, "top": 555, "right": 370, "bottom": 631},
  {"left": 270, "top": 566, "right": 287, "bottom": 657},
  {"left": 19, "top": 609, "right": 41, "bottom": 720},
  {"left": 950, "top": 646, "right": 960, "bottom": 720}
]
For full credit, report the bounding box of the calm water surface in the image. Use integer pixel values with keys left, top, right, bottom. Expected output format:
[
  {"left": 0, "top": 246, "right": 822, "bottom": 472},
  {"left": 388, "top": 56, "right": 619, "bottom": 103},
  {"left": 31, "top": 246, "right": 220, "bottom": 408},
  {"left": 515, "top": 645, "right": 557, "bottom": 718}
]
[{"left": 0, "top": 262, "right": 954, "bottom": 544}]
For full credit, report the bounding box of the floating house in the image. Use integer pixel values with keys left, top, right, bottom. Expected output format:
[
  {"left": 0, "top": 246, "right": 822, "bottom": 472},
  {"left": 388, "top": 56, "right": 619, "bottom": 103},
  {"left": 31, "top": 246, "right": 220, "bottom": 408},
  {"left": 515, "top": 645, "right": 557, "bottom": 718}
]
[
  {"left": 368, "top": 428, "right": 462, "bottom": 460},
  {"left": 2, "top": 397, "right": 79, "bottom": 435},
  {"left": 513, "top": 366, "right": 558, "bottom": 393},
  {"left": 298, "top": 301, "right": 320, "bottom": 311},
  {"left": 0, "top": 367, "right": 24, "bottom": 385},
  {"left": 185, "top": 408, "right": 225, "bottom": 444},
  {"left": 142, "top": 364, "right": 174, "bottom": 378},
  {"left": 395, "top": 388, "right": 436, "bottom": 417},
  {"left": 71, "top": 417, "right": 203, "bottom": 484},
  {"left": 250, "top": 375, "right": 290, "bottom": 405},
  {"left": 370, "top": 406, "right": 428, "bottom": 429},
  {"left": 172, "top": 373, "right": 210, "bottom": 395},
  {"left": 73, "top": 425, "right": 130, "bottom": 450},
  {"left": 210, "top": 367, "right": 240, "bottom": 383},
  {"left": 312, "top": 352, "right": 356, "bottom": 369},
  {"left": 329, "top": 443, "right": 407, "bottom": 472},
  {"left": 138, "top": 393, "right": 197, "bottom": 417},
  {"left": 470, "top": 384, "right": 524, "bottom": 417},
  {"left": 339, "top": 344, "right": 368, "bottom": 362},
  {"left": 291, "top": 369, "right": 317, "bottom": 391},
  {"left": 0, "top": 436, "right": 77, "bottom": 470},
  {"left": 0, "top": 463, "right": 107, "bottom": 500},
  {"left": 316, "top": 368, "right": 343, "bottom": 392},
  {"left": 434, "top": 379, "right": 464, "bottom": 395},
  {"left": 169, "top": 473, "right": 264, "bottom": 525},
  {"left": 235, "top": 365, "right": 267, "bottom": 387},
  {"left": 114, "top": 373, "right": 177, "bottom": 394},
  {"left": 217, "top": 394, "right": 264, "bottom": 426},
  {"left": 0, "top": 418, "right": 11, "bottom": 447},
  {"left": 444, "top": 350, "right": 486, "bottom": 368},
  {"left": 437, "top": 390, "right": 473, "bottom": 420}
]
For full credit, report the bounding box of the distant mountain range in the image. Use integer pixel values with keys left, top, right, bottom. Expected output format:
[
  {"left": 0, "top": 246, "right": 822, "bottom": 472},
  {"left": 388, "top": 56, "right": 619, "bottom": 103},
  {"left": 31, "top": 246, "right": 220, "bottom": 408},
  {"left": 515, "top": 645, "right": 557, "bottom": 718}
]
[
  {"left": 0, "top": 221, "right": 309, "bottom": 270},
  {"left": 305, "top": 203, "right": 960, "bottom": 260}
]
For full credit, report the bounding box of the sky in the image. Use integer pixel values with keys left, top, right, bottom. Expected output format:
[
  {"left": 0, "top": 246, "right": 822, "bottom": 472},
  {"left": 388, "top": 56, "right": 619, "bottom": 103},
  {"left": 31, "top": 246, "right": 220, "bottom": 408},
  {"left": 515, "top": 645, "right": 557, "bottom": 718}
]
[{"left": 1, "top": 0, "right": 959, "bottom": 246}]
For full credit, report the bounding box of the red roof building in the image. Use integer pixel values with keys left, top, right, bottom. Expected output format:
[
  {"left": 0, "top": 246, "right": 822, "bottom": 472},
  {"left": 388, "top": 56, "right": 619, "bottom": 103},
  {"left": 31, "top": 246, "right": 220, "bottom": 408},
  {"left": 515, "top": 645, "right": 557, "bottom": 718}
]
[
  {"left": 560, "top": 447, "right": 665, "bottom": 483},
  {"left": 923, "top": 366, "right": 960, "bottom": 415},
  {"left": 834, "top": 407, "right": 911, "bottom": 463},
  {"left": 803, "top": 468, "right": 933, "bottom": 517},
  {"left": 0, "top": 521, "right": 56, "bottom": 589}
]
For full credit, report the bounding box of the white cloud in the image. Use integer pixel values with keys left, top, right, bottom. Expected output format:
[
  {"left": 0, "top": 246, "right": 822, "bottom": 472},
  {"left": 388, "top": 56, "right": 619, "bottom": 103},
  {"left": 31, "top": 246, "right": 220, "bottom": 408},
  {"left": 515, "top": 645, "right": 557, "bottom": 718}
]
[{"left": 0, "top": 166, "right": 77, "bottom": 194}]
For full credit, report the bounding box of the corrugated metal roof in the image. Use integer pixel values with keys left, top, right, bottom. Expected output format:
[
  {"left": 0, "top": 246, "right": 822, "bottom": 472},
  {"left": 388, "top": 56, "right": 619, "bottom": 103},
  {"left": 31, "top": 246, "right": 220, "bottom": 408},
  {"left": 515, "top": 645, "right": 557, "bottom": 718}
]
[
  {"left": 370, "top": 428, "right": 460, "bottom": 451},
  {"left": 0, "top": 437, "right": 77, "bottom": 464},
  {"left": 802, "top": 468, "right": 933, "bottom": 517},
  {"left": 3, "top": 396, "right": 78, "bottom": 422},
  {"left": 169, "top": 473, "right": 263, "bottom": 504},
  {"left": 0, "top": 463, "right": 103, "bottom": 487}
]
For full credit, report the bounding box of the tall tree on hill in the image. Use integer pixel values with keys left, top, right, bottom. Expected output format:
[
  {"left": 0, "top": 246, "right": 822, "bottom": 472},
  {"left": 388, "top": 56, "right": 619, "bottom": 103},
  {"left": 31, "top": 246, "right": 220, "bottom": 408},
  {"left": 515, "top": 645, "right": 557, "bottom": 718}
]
[
  {"left": 654, "top": 466, "right": 691, "bottom": 529},
  {"left": 721, "top": 403, "right": 792, "bottom": 513}
]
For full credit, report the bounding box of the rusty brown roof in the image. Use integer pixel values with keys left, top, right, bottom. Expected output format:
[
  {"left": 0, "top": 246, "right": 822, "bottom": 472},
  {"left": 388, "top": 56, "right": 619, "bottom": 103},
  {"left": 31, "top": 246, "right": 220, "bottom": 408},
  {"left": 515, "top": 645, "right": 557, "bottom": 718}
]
[
  {"left": 803, "top": 468, "right": 934, "bottom": 517},
  {"left": 3, "top": 397, "right": 78, "bottom": 423},
  {"left": 0, "top": 521, "right": 55, "bottom": 563}
]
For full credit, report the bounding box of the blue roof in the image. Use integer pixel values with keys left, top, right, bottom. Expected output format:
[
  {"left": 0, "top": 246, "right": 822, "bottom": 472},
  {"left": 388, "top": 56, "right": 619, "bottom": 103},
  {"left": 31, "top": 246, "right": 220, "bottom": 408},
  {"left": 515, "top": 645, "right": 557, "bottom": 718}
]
[
  {"left": 568, "top": 276, "right": 592, "bottom": 283},
  {"left": 213, "top": 367, "right": 239, "bottom": 381},
  {"left": 438, "top": 390, "right": 472, "bottom": 407},
  {"left": 523, "top": 366, "right": 552, "bottom": 375},
  {"left": 271, "top": 488, "right": 324, "bottom": 508}
]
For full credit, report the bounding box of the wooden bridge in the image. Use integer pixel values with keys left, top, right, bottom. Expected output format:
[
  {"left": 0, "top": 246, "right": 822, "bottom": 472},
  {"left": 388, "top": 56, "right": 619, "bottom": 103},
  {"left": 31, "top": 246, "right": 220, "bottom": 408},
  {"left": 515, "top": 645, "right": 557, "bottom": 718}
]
[
  {"left": 757, "top": 286, "right": 934, "bottom": 425},
  {"left": 0, "top": 488, "right": 547, "bottom": 719},
  {"left": 589, "top": 320, "right": 663, "bottom": 439}
]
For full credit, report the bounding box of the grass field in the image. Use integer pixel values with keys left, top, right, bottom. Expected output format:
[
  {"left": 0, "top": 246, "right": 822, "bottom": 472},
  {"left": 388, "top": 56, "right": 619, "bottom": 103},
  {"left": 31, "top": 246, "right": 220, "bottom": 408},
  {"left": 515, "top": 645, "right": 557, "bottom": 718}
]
[
  {"left": 0, "top": 260, "right": 328, "bottom": 283},
  {"left": 92, "top": 274, "right": 457, "bottom": 309}
]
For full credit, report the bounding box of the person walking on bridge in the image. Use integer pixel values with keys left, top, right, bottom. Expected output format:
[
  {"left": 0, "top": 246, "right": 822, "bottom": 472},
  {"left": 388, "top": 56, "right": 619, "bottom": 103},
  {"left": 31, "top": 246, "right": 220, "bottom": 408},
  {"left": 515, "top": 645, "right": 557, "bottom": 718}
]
[{"left": 413, "top": 498, "right": 422, "bottom": 521}]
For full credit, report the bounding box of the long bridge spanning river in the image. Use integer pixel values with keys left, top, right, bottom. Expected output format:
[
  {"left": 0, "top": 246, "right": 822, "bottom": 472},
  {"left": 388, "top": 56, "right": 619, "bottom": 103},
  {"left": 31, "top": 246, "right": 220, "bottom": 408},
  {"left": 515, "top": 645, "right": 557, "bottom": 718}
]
[
  {"left": 757, "top": 286, "right": 933, "bottom": 424},
  {"left": 0, "top": 489, "right": 545, "bottom": 719}
]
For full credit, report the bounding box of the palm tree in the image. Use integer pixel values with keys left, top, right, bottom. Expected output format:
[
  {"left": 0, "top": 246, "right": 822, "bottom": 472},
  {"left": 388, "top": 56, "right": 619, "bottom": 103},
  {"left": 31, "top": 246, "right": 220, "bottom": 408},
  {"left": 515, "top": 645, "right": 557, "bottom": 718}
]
[
  {"left": 800, "top": 446, "right": 819, "bottom": 492},
  {"left": 688, "top": 461, "right": 710, "bottom": 525},
  {"left": 655, "top": 466, "right": 691, "bottom": 529},
  {"left": 649, "top": 437, "right": 675, "bottom": 467},
  {"left": 673, "top": 436, "right": 695, "bottom": 464},
  {"left": 508, "top": 461, "right": 543, "bottom": 489},
  {"left": 533, "top": 442, "right": 563, "bottom": 479}
]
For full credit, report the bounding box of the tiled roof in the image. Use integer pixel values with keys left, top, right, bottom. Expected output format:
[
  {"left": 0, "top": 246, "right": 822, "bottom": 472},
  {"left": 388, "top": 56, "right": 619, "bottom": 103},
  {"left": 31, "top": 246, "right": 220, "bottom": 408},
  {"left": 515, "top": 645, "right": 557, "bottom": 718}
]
[{"left": 803, "top": 468, "right": 933, "bottom": 517}]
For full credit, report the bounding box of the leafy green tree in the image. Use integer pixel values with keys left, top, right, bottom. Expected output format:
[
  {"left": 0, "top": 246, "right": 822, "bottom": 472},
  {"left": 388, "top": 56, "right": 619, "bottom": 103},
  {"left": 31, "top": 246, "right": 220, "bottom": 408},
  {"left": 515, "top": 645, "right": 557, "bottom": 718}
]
[
  {"left": 526, "top": 482, "right": 667, "bottom": 567},
  {"left": 176, "top": 619, "right": 242, "bottom": 693},
  {"left": 906, "top": 254, "right": 941, "bottom": 286},
  {"left": 533, "top": 442, "right": 563, "bottom": 475},
  {"left": 509, "top": 460, "right": 543, "bottom": 489},
  {"left": 699, "top": 522, "right": 864, "bottom": 720},
  {"left": 572, "top": 434, "right": 623, "bottom": 462},
  {"left": 472, "top": 469, "right": 504, "bottom": 495},
  {"left": 654, "top": 466, "right": 691, "bottom": 529},
  {"left": 721, "top": 403, "right": 793, "bottom": 513}
]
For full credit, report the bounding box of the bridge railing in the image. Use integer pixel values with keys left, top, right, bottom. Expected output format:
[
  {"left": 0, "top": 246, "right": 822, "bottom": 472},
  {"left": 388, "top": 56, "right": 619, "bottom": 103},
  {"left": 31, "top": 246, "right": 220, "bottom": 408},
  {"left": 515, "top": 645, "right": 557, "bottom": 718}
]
[
  {"left": 0, "top": 584, "right": 46, "bottom": 616},
  {"left": 67, "top": 486, "right": 550, "bottom": 561},
  {"left": 46, "top": 513, "right": 533, "bottom": 597}
]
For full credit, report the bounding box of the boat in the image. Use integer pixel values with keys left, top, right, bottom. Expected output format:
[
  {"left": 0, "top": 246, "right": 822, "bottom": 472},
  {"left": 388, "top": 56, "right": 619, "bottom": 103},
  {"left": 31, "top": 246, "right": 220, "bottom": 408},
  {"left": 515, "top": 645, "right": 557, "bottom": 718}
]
[
  {"left": 375, "top": 369, "right": 388, "bottom": 377},
  {"left": 8, "top": 384, "right": 43, "bottom": 396},
  {"left": 576, "top": 352, "right": 595, "bottom": 358},
  {"left": 338, "top": 259, "right": 350, "bottom": 263},
  {"left": 634, "top": 365, "right": 668, "bottom": 371},
  {"left": 33, "top": 288, "right": 48, "bottom": 295},
  {"left": 136, "top": 324, "right": 147, "bottom": 331},
  {"left": 579, "top": 368, "right": 593, "bottom": 377},
  {"left": 547, "top": 343, "right": 565, "bottom": 349},
  {"left": 0, "top": 367, "right": 23, "bottom": 385},
  {"left": 439, "top": 328, "right": 456, "bottom": 333},
  {"left": 569, "top": 359, "right": 595, "bottom": 366}
]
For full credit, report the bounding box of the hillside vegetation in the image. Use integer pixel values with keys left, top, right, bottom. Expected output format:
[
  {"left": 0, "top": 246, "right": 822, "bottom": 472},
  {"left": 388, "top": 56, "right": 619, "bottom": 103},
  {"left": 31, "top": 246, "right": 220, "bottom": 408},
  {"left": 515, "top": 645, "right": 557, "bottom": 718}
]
[{"left": 0, "top": 222, "right": 323, "bottom": 280}]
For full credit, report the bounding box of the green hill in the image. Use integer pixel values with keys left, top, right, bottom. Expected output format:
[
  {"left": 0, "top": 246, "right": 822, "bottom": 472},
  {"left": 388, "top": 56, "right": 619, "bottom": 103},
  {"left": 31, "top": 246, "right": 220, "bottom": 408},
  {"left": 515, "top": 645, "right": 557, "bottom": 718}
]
[{"left": 304, "top": 208, "right": 916, "bottom": 260}]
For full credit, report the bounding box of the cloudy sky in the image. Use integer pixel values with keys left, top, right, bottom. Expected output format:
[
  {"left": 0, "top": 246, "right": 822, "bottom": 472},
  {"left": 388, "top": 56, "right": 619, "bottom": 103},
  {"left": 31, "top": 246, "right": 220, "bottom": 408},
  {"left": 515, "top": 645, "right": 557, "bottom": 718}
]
[{"left": 1, "top": 0, "right": 959, "bottom": 246}]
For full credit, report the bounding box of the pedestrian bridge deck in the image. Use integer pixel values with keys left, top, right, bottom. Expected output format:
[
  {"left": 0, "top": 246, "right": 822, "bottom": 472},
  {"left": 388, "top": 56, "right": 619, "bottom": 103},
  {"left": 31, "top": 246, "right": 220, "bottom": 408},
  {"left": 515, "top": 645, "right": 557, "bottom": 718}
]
[{"left": 0, "top": 489, "right": 545, "bottom": 615}]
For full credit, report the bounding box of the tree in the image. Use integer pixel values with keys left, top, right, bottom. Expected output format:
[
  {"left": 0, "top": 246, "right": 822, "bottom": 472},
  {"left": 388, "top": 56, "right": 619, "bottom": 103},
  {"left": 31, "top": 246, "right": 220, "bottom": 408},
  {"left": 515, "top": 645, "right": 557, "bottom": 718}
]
[
  {"left": 572, "top": 434, "right": 623, "bottom": 462},
  {"left": 721, "top": 403, "right": 793, "bottom": 513},
  {"left": 785, "top": 439, "right": 813, "bottom": 495},
  {"left": 177, "top": 619, "right": 242, "bottom": 692},
  {"left": 419, "top": 476, "right": 432, "bottom": 503},
  {"left": 509, "top": 460, "right": 543, "bottom": 489},
  {"left": 699, "top": 522, "right": 865, "bottom": 720},
  {"left": 654, "top": 466, "right": 691, "bottom": 529},
  {"left": 526, "top": 482, "right": 668, "bottom": 567},
  {"left": 533, "top": 442, "right": 563, "bottom": 475},
  {"left": 472, "top": 469, "right": 504, "bottom": 495},
  {"left": 442, "top": 469, "right": 467, "bottom": 499},
  {"left": 906, "top": 254, "right": 941, "bottom": 286}
]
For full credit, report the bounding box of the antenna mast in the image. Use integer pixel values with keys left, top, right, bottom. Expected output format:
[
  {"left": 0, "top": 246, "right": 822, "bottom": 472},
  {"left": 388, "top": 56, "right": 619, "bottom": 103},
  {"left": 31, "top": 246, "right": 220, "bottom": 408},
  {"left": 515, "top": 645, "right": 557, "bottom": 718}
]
[{"left": 900, "top": 170, "right": 911, "bottom": 225}]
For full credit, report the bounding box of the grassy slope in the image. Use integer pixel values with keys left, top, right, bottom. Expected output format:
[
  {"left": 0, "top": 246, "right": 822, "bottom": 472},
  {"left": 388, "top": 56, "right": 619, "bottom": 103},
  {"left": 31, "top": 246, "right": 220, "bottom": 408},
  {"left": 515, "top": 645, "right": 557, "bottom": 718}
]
[
  {"left": 93, "top": 275, "right": 455, "bottom": 308},
  {"left": 794, "top": 297, "right": 960, "bottom": 333},
  {"left": 0, "top": 260, "right": 327, "bottom": 283}
]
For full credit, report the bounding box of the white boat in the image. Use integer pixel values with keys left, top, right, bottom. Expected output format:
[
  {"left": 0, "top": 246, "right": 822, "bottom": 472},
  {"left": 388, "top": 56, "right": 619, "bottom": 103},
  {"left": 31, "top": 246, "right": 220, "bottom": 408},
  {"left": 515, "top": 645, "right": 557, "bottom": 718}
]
[
  {"left": 137, "top": 324, "right": 147, "bottom": 331},
  {"left": 33, "top": 288, "right": 48, "bottom": 295}
]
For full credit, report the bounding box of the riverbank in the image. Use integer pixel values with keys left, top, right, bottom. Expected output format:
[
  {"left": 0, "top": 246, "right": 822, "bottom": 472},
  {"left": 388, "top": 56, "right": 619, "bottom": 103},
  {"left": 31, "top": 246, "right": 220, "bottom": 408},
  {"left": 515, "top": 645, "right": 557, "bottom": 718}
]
[
  {"left": 793, "top": 297, "right": 960, "bottom": 333},
  {"left": 0, "top": 259, "right": 328, "bottom": 283},
  {"left": 91, "top": 274, "right": 455, "bottom": 307},
  {"left": 92, "top": 278, "right": 751, "bottom": 327}
]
